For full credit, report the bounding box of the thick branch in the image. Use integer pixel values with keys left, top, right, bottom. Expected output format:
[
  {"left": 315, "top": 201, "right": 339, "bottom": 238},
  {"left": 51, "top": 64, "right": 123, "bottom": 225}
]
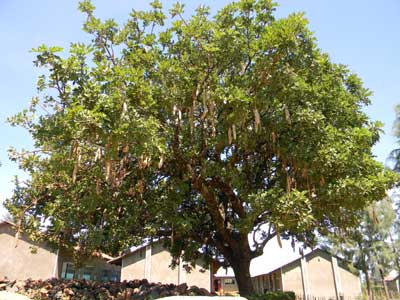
[
  {"left": 208, "top": 177, "right": 246, "bottom": 218},
  {"left": 251, "top": 223, "right": 276, "bottom": 258},
  {"left": 191, "top": 176, "right": 233, "bottom": 244}
]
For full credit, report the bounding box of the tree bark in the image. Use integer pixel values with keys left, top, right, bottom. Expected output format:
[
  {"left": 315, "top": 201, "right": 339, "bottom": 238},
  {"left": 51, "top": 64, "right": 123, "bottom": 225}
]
[
  {"left": 230, "top": 250, "right": 254, "bottom": 296},
  {"left": 364, "top": 268, "right": 373, "bottom": 300},
  {"left": 379, "top": 268, "right": 391, "bottom": 300},
  {"left": 224, "top": 234, "right": 255, "bottom": 296},
  {"left": 193, "top": 177, "right": 255, "bottom": 295}
]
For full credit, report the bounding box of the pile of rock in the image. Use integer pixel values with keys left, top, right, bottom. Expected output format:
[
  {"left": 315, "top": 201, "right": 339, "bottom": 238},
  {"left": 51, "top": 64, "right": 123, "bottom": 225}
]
[
  {"left": 0, "top": 277, "right": 213, "bottom": 300},
  {"left": 0, "top": 277, "right": 16, "bottom": 292}
]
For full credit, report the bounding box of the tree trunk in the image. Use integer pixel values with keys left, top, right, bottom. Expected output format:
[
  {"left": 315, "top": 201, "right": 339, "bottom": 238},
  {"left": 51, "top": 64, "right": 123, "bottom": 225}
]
[
  {"left": 379, "top": 268, "right": 391, "bottom": 300},
  {"left": 194, "top": 178, "right": 255, "bottom": 295},
  {"left": 364, "top": 268, "right": 373, "bottom": 300},
  {"left": 225, "top": 235, "right": 255, "bottom": 296},
  {"left": 230, "top": 253, "right": 254, "bottom": 296}
]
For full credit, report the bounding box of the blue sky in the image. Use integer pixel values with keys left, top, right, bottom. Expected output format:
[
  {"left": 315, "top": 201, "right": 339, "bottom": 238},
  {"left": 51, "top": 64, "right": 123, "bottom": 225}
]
[{"left": 0, "top": 0, "right": 399, "bottom": 215}]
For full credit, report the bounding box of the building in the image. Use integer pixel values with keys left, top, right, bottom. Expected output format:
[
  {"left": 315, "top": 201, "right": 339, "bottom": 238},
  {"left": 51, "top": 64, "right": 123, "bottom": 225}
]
[
  {"left": 214, "top": 239, "right": 361, "bottom": 300},
  {"left": 1, "top": 220, "right": 362, "bottom": 300},
  {"left": 109, "top": 240, "right": 212, "bottom": 291},
  {"left": 384, "top": 270, "right": 400, "bottom": 296},
  {"left": 57, "top": 249, "right": 120, "bottom": 282},
  {"left": 0, "top": 221, "right": 120, "bottom": 281}
]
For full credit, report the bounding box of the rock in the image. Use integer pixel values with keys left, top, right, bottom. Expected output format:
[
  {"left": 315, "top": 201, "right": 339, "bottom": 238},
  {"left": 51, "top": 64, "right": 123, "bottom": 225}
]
[
  {"left": 0, "top": 278, "right": 211, "bottom": 300},
  {"left": 162, "top": 297, "right": 247, "bottom": 300},
  {"left": 54, "top": 290, "right": 64, "bottom": 300},
  {"left": 0, "top": 291, "right": 31, "bottom": 300},
  {"left": 138, "top": 289, "right": 148, "bottom": 297},
  {"left": 125, "top": 287, "right": 135, "bottom": 297},
  {"left": 140, "top": 279, "right": 149, "bottom": 286},
  {"left": 13, "top": 281, "right": 25, "bottom": 291},
  {"left": 131, "top": 294, "right": 145, "bottom": 300},
  {"left": 7, "top": 285, "right": 18, "bottom": 293},
  {"left": 188, "top": 286, "right": 200, "bottom": 294},
  {"left": 63, "top": 287, "right": 75, "bottom": 296},
  {"left": 175, "top": 283, "right": 188, "bottom": 294},
  {"left": 199, "top": 288, "right": 211, "bottom": 296},
  {"left": 40, "top": 287, "right": 49, "bottom": 295},
  {"left": 159, "top": 290, "right": 171, "bottom": 298},
  {"left": 149, "top": 286, "right": 161, "bottom": 299}
]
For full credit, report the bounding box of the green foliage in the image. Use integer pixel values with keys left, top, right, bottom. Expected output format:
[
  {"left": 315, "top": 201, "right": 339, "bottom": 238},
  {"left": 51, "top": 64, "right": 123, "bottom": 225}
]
[
  {"left": 248, "top": 291, "right": 296, "bottom": 300},
  {"left": 389, "top": 105, "right": 400, "bottom": 172},
  {"left": 325, "top": 197, "right": 397, "bottom": 296},
  {"left": 5, "top": 0, "right": 396, "bottom": 295}
]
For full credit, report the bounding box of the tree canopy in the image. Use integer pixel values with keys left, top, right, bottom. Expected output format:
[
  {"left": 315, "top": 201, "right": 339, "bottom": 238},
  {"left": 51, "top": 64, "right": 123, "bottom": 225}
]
[{"left": 6, "top": 0, "right": 396, "bottom": 295}]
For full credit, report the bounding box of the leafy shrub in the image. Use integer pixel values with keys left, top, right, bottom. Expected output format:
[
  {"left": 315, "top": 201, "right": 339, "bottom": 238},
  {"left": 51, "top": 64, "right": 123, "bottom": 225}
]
[{"left": 247, "top": 291, "right": 296, "bottom": 300}]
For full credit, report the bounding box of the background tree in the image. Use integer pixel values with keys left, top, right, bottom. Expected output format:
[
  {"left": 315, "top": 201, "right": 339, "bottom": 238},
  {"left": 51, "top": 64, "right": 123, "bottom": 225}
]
[
  {"left": 388, "top": 105, "right": 400, "bottom": 172},
  {"left": 387, "top": 104, "right": 400, "bottom": 293},
  {"left": 6, "top": 0, "right": 396, "bottom": 295},
  {"left": 325, "top": 198, "right": 396, "bottom": 300}
]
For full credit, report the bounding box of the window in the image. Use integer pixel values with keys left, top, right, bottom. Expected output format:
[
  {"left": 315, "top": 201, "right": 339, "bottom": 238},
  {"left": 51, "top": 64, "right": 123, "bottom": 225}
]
[
  {"left": 102, "top": 269, "right": 118, "bottom": 282},
  {"left": 224, "top": 278, "right": 236, "bottom": 285},
  {"left": 102, "top": 270, "right": 110, "bottom": 281},
  {"left": 62, "top": 262, "right": 75, "bottom": 279},
  {"left": 110, "top": 271, "right": 118, "bottom": 282},
  {"left": 82, "top": 266, "right": 94, "bottom": 281},
  {"left": 62, "top": 262, "right": 97, "bottom": 281}
]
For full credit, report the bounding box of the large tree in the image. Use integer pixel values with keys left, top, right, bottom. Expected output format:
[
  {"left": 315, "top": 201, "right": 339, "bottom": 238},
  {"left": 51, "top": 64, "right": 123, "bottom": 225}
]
[{"left": 6, "top": 0, "right": 395, "bottom": 295}]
